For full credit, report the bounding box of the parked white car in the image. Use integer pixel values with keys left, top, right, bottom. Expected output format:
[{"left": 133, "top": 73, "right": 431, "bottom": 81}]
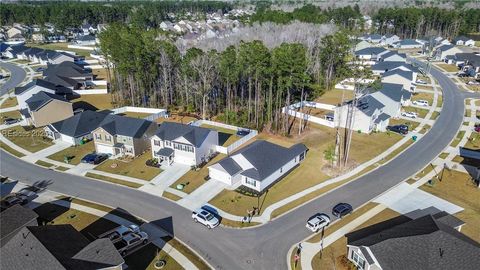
[
  {"left": 416, "top": 79, "right": 427, "bottom": 84},
  {"left": 401, "top": 111, "right": 418, "bottom": 118},
  {"left": 306, "top": 214, "right": 330, "bottom": 233},
  {"left": 192, "top": 208, "right": 220, "bottom": 229},
  {"left": 413, "top": 100, "right": 429, "bottom": 107},
  {"left": 467, "top": 80, "right": 480, "bottom": 85}
]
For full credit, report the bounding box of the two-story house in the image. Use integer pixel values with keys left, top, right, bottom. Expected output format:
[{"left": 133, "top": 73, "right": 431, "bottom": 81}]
[
  {"left": 22, "top": 92, "right": 73, "bottom": 127},
  {"left": 15, "top": 79, "right": 72, "bottom": 110},
  {"left": 92, "top": 115, "right": 157, "bottom": 157},
  {"left": 208, "top": 140, "right": 308, "bottom": 192},
  {"left": 43, "top": 62, "right": 93, "bottom": 90},
  {"left": 151, "top": 122, "right": 218, "bottom": 166}
]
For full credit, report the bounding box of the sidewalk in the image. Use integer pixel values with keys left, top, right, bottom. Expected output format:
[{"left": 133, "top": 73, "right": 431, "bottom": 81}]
[
  {"left": 177, "top": 180, "right": 228, "bottom": 210},
  {"left": 139, "top": 163, "right": 190, "bottom": 196},
  {"left": 21, "top": 141, "right": 71, "bottom": 163},
  {"left": 10, "top": 181, "right": 200, "bottom": 270}
]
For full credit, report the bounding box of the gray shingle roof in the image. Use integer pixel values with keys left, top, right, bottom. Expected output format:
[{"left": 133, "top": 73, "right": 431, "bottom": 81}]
[
  {"left": 396, "top": 39, "right": 421, "bottom": 46},
  {"left": 436, "top": 44, "right": 455, "bottom": 52},
  {"left": 374, "top": 113, "right": 390, "bottom": 124},
  {"left": 25, "top": 91, "right": 68, "bottom": 112},
  {"left": 0, "top": 205, "right": 38, "bottom": 247},
  {"left": 355, "top": 47, "right": 387, "bottom": 56},
  {"left": 355, "top": 95, "right": 385, "bottom": 117},
  {"left": 455, "top": 53, "right": 480, "bottom": 67},
  {"left": 44, "top": 74, "right": 82, "bottom": 88},
  {"left": 454, "top": 36, "right": 473, "bottom": 42},
  {"left": 371, "top": 61, "right": 419, "bottom": 73},
  {"left": 49, "top": 110, "right": 110, "bottom": 138},
  {"left": 218, "top": 157, "right": 243, "bottom": 175},
  {"left": 347, "top": 214, "right": 480, "bottom": 270},
  {"left": 156, "top": 147, "right": 174, "bottom": 156},
  {"left": 155, "top": 122, "right": 214, "bottom": 148},
  {"left": 372, "top": 83, "right": 408, "bottom": 103},
  {"left": 14, "top": 79, "right": 72, "bottom": 95},
  {"left": 216, "top": 140, "right": 308, "bottom": 181},
  {"left": 380, "top": 51, "right": 406, "bottom": 60},
  {"left": 98, "top": 114, "right": 154, "bottom": 138},
  {"left": 43, "top": 62, "right": 91, "bottom": 78},
  {"left": 382, "top": 69, "right": 413, "bottom": 81}
]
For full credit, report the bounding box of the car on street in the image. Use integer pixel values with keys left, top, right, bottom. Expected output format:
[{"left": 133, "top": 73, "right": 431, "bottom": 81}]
[
  {"left": 81, "top": 153, "right": 108, "bottom": 165},
  {"left": 306, "top": 213, "right": 330, "bottom": 232},
  {"left": 416, "top": 79, "right": 427, "bottom": 84},
  {"left": 332, "top": 203, "right": 353, "bottom": 218},
  {"left": 192, "top": 207, "right": 220, "bottom": 229},
  {"left": 401, "top": 111, "right": 418, "bottom": 118},
  {"left": 1, "top": 189, "right": 36, "bottom": 209},
  {"left": 3, "top": 118, "right": 21, "bottom": 125},
  {"left": 412, "top": 100, "right": 429, "bottom": 107},
  {"left": 387, "top": 124, "right": 409, "bottom": 135},
  {"left": 114, "top": 231, "right": 149, "bottom": 256}
]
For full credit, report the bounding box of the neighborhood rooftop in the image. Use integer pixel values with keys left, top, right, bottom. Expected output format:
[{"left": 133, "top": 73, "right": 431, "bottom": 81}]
[
  {"left": 98, "top": 114, "right": 154, "bottom": 138},
  {"left": 155, "top": 122, "right": 213, "bottom": 148},
  {"left": 49, "top": 110, "right": 110, "bottom": 138},
  {"left": 0, "top": 205, "right": 38, "bottom": 247},
  {"left": 25, "top": 91, "right": 68, "bottom": 111}
]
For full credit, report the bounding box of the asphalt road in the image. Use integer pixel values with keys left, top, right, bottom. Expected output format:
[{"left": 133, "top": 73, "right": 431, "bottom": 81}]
[
  {"left": 0, "top": 61, "right": 26, "bottom": 95},
  {"left": 0, "top": 60, "right": 468, "bottom": 270}
]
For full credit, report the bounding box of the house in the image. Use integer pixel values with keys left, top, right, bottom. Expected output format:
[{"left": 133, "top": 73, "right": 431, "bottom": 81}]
[
  {"left": 355, "top": 47, "right": 388, "bottom": 61},
  {"left": 92, "top": 115, "right": 157, "bottom": 157},
  {"left": 1, "top": 44, "right": 28, "bottom": 58},
  {"left": 0, "top": 205, "right": 38, "bottom": 247},
  {"left": 7, "top": 26, "right": 23, "bottom": 39},
  {"left": 151, "top": 122, "right": 218, "bottom": 166},
  {"left": 369, "top": 83, "right": 411, "bottom": 118},
  {"left": 434, "top": 44, "right": 463, "bottom": 61},
  {"left": 15, "top": 79, "right": 72, "bottom": 109},
  {"left": 454, "top": 53, "right": 480, "bottom": 78},
  {"left": 81, "top": 23, "right": 94, "bottom": 35},
  {"left": 393, "top": 39, "right": 423, "bottom": 49},
  {"left": 361, "top": 34, "right": 383, "bottom": 43},
  {"left": 31, "top": 33, "right": 45, "bottom": 43},
  {"left": 355, "top": 40, "right": 372, "bottom": 51},
  {"left": 75, "top": 34, "right": 96, "bottom": 46},
  {"left": 208, "top": 140, "right": 307, "bottom": 192},
  {"left": 381, "top": 34, "right": 400, "bottom": 46},
  {"left": 370, "top": 61, "right": 418, "bottom": 76},
  {"left": 23, "top": 91, "right": 73, "bottom": 127},
  {"left": 382, "top": 69, "right": 417, "bottom": 92},
  {"left": 43, "top": 62, "right": 93, "bottom": 89},
  {"left": 45, "top": 110, "right": 110, "bottom": 145},
  {"left": 379, "top": 51, "right": 406, "bottom": 62},
  {"left": 345, "top": 213, "right": 480, "bottom": 270},
  {"left": 1, "top": 224, "right": 124, "bottom": 270},
  {"left": 454, "top": 36, "right": 475, "bottom": 47}
]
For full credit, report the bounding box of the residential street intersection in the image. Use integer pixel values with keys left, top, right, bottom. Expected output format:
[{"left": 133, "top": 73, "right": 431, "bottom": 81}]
[{"left": 0, "top": 60, "right": 472, "bottom": 269}]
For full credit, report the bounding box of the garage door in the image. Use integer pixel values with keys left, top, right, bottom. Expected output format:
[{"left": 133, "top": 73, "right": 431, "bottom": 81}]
[{"left": 96, "top": 144, "right": 114, "bottom": 155}]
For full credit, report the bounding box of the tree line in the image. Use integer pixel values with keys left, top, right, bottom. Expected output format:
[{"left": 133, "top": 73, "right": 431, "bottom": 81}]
[
  {"left": 0, "top": 1, "right": 232, "bottom": 30},
  {"left": 374, "top": 7, "right": 480, "bottom": 39},
  {"left": 99, "top": 24, "right": 352, "bottom": 135}
]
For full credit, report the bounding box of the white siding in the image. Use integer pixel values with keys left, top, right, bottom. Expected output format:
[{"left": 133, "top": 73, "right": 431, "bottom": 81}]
[
  {"left": 17, "top": 85, "right": 56, "bottom": 109},
  {"left": 194, "top": 131, "right": 218, "bottom": 165},
  {"left": 335, "top": 105, "right": 376, "bottom": 133},
  {"left": 208, "top": 166, "right": 234, "bottom": 185},
  {"left": 59, "top": 134, "right": 76, "bottom": 145},
  {"left": 96, "top": 143, "right": 114, "bottom": 155}
]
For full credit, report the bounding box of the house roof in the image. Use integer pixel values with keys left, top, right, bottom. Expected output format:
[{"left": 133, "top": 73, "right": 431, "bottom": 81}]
[
  {"left": 380, "top": 51, "right": 406, "bottom": 60},
  {"left": 7, "top": 44, "right": 28, "bottom": 56},
  {"left": 214, "top": 140, "right": 308, "bottom": 181},
  {"left": 155, "top": 147, "right": 174, "bottom": 157},
  {"left": 0, "top": 205, "right": 38, "bottom": 246},
  {"left": 0, "top": 225, "right": 124, "bottom": 270},
  {"left": 98, "top": 114, "right": 154, "bottom": 138},
  {"left": 364, "top": 34, "right": 382, "bottom": 40},
  {"left": 374, "top": 112, "right": 390, "bottom": 124},
  {"left": 49, "top": 110, "right": 110, "bottom": 138},
  {"left": 382, "top": 69, "right": 413, "bottom": 81},
  {"left": 78, "top": 35, "right": 95, "bottom": 41},
  {"left": 436, "top": 44, "right": 456, "bottom": 52},
  {"left": 44, "top": 75, "right": 82, "bottom": 88},
  {"left": 371, "top": 61, "right": 411, "bottom": 72},
  {"left": 347, "top": 214, "right": 480, "bottom": 270},
  {"left": 25, "top": 91, "right": 69, "bottom": 112},
  {"left": 355, "top": 47, "right": 387, "bottom": 56},
  {"left": 370, "top": 83, "right": 408, "bottom": 103},
  {"left": 43, "top": 62, "right": 91, "bottom": 79},
  {"left": 396, "top": 39, "right": 421, "bottom": 46},
  {"left": 355, "top": 95, "right": 385, "bottom": 117},
  {"left": 454, "top": 36, "right": 473, "bottom": 42},
  {"left": 14, "top": 79, "right": 72, "bottom": 96},
  {"left": 155, "top": 122, "right": 214, "bottom": 148},
  {"left": 383, "top": 34, "right": 397, "bottom": 38},
  {"left": 455, "top": 53, "right": 480, "bottom": 67}
]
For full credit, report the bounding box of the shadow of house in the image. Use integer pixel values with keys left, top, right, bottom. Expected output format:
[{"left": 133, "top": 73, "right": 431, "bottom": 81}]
[
  {"left": 218, "top": 132, "right": 233, "bottom": 146},
  {"left": 0, "top": 180, "right": 18, "bottom": 197},
  {"left": 72, "top": 100, "right": 98, "bottom": 111},
  {"left": 33, "top": 199, "right": 71, "bottom": 226},
  {"left": 457, "top": 147, "right": 480, "bottom": 187}
]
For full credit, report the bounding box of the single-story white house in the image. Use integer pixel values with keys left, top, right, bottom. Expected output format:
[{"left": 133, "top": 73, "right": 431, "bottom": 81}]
[
  {"left": 454, "top": 36, "right": 475, "bottom": 47},
  {"left": 208, "top": 140, "right": 307, "bottom": 192},
  {"left": 434, "top": 44, "right": 463, "bottom": 61},
  {"left": 393, "top": 39, "right": 423, "bottom": 49}
]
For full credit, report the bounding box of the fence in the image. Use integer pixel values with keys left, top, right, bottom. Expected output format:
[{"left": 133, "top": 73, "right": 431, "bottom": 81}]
[
  {"left": 73, "top": 89, "right": 108, "bottom": 95},
  {"left": 111, "top": 106, "right": 168, "bottom": 122},
  {"left": 92, "top": 80, "right": 107, "bottom": 86},
  {"left": 68, "top": 44, "right": 95, "bottom": 51},
  {"left": 282, "top": 101, "right": 336, "bottom": 128},
  {"left": 191, "top": 119, "right": 258, "bottom": 155},
  {"left": 84, "top": 64, "right": 104, "bottom": 70}
]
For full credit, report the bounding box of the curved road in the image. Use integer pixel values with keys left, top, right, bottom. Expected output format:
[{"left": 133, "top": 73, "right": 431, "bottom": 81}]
[
  {"left": 0, "top": 60, "right": 468, "bottom": 269},
  {"left": 0, "top": 61, "right": 26, "bottom": 95}
]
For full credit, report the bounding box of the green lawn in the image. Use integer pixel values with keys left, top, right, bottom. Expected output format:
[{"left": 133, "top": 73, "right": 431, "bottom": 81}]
[
  {"left": 450, "top": 131, "right": 466, "bottom": 147},
  {"left": 27, "top": 42, "right": 93, "bottom": 58},
  {"left": 85, "top": 172, "right": 143, "bottom": 188},
  {"left": 35, "top": 160, "right": 55, "bottom": 168},
  {"left": 200, "top": 124, "right": 241, "bottom": 147},
  {"left": 0, "top": 141, "right": 26, "bottom": 157},
  {"left": 0, "top": 97, "right": 18, "bottom": 109},
  {"left": 1, "top": 125, "right": 53, "bottom": 152},
  {"left": 47, "top": 141, "right": 95, "bottom": 165},
  {"left": 436, "top": 63, "right": 459, "bottom": 72},
  {"left": 72, "top": 94, "right": 114, "bottom": 111},
  {"left": 94, "top": 151, "right": 162, "bottom": 181},
  {"left": 431, "top": 111, "right": 440, "bottom": 120},
  {"left": 420, "top": 171, "right": 480, "bottom": 242},
  {"left": 403, "top": 106, "right": 429, "bottom": 119},
  {"left": 0, "top": 110, "right": 21, "bottom": 120}
]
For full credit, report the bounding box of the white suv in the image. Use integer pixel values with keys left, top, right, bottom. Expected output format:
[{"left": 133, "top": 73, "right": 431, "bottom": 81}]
[
  {"left": 192, "top": 208, "right": 220, "bottom": 229},
  {"left": 401, "top": 111, "right": 418, "bottom": 118},
  {"left": 306, "top": 214, "right": 330, "bottom": 233},
  {"left": 413, "top": 100, "right": 429, "bottom": 107}
]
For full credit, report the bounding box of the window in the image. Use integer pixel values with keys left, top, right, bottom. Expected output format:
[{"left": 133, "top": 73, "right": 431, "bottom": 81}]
[
  {"left": 166, "top": 141, "right": 171, "bottom": 146},
  {"left": 95, "top": 133, "right": 102, "bottom": 140},
  {"left": 154, "top": 140, "right": 161, "bottom": 146},
  {"left": 245, "top": 178, "right": 256, "bottom": 187},
  {"left": 300, "top": 152, "right": 305, "bottom": 161},
  {"left": 280, "top": 167, "right": 283, "bottom": 173},
  {"left": 105, "top": 135, "right": 112, "bottom": 142},
  {"left": 125, "top": 147, "right": 133, "bottom": 154},
  {"left": 351, "top": 250, "right": 366, "bottom": 270}
]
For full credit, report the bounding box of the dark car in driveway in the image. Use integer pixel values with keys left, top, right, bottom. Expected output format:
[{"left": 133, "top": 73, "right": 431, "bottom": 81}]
[
  {"left": 332, "top": 203, "right": 353, "bottom": 218},
  {"left": 3, "top": 118, "right": 21, "bottom": 125},
  {"left": 387, "top": 125, "right": 408, "bottom": 135},
  {"left": 81, "top": 153, "right": 108, "bottom": 165}
]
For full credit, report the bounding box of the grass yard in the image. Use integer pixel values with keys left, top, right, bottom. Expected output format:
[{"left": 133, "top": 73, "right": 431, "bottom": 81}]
[
  {"left": 437, "top": 95, "right": 443, "bottom": 107},
  {"left": 415, "top": 85, "right": 434, "bottom": 91},
  {"left": 420, "top": 170, "right": 480, "bottom": 242},
  {"left": 403, "top": 106, "right": 429, "bottom": 119},
  {"left": 56, "top": 166, "right": 70, "bottom": 171},
  {"left": 85, "top": 172, "right": 143, "bottom": 188},
  {"left": 0, "top": 110, "right": 21, "bottom": 120},
  {"left": 439, "top": 152, "right": 449, "bottom": 159},
  {"left": 72, "top": 93, "right": 114, "bottom": 111},
  {"left": 1, "top": 125, "right": 53, "bottom": 152},
  {"left": 465, "top": 110, "right": 472, "bottom": 117},
  {"left": 411, "top": 92, "right": 434, "bottom": 106},
  {"left": 35, "top": 160, "right": 55, "bottom": 168},
  {"left": 310, "top": 207, "right": 400, "bottom": 270},
  {"left": 450, "top": 130, "right": 466, "bottom": 147},
  {"left": 94, "top": 150, "right": 162, "bottom": 181},
  {"left": 388, "top": 118, "right": 420, "bottom": 131},
  {"left": 162, "top": 237, "right": 211, "bottom": 270},
  {"left": 417, "top": 75, "right": 431, "bottom": 84},
  {"left": 431, "top": 111, "right": 440, "bottom": 120},
  {"left": 156, "top": 114, "right": 198, "bottom": 124},
  {"left": 436, "top": 63, "right": 459, "bottom": 72},
  {"left": 162, "top": 191, "right": 182, "bottom": 201},
  {"left": 124, "top": 243, "right": 183, "bottom": 270},
  {"left": 117, "top": 111, "right": 152, "bottom": 119},
  {"left": 92, "top": 68, "right": 110, "bottom": 81},
  {"left": 315, "top": 89, "right": 354, "bottom": 106},
  {"left": 0, "top": 141, "right": 26, "bottom": 157},
  {"left": 463, "top": 132, "right": 480, "bottom": 150},
  {"left": 419, "top": 124, "right": 431, "bottom": 134},
  {"left": 171, "top": 153, "right": 226, "bottom": 194},
  {"left": 200, "top": 123, "right": 241, "bottom": 147},
  {"left": 47, "top": 141, "right": 95, "bottom": 165},
  {"left": 27, "top": 42, "right": 92, "bottom": 58},
  {"left": 0, "top": 97, "right": 18, "bottom": 109},
  {"left": 209, "top": 123, "right": 403, "bottom": 217}
]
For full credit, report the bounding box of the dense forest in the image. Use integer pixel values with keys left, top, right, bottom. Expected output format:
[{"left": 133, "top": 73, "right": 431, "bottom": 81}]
[
  {"left": 0, "top": 1, "right": 232, "bottom": 30},
  {"left": 99, "top": 24, "right": 351, "bottom": 134}
]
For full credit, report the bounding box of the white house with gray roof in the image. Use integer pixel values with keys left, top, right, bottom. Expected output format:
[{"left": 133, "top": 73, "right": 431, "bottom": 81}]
[
  {"left": 15, "top": 79, "right": 72, "bottom": 110},
  {"left": 434, "top": 44, "right": 463, "bottom": 61},
  {"left": 151, "top": 122, "right": 218, "bottom": 166},
  {"left": 208, "top": 140, "right": 307, "bottom": 192},
  {"left": 371, "top": 61, "right": 419, "bottom": 76},
  {"left": 381, "top": 69, "right": 417, "bottom": 92}
]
